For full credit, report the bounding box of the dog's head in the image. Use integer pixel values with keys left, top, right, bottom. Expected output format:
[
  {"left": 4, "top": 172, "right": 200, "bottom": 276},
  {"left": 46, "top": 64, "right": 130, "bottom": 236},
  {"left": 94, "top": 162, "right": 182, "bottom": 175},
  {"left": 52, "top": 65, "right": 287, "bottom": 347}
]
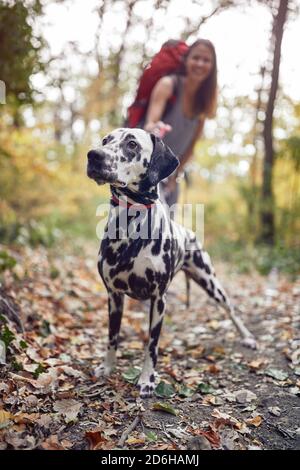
[{"left": 87, "top": 128, "right": 179, "bottom": 193}]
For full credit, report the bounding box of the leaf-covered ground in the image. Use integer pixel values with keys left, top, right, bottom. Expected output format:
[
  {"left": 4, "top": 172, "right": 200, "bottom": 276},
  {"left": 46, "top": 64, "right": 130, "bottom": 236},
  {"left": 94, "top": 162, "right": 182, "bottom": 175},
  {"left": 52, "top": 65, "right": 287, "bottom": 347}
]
[{"left": 0, "top": 243, "right": 299, "bottom": 450}]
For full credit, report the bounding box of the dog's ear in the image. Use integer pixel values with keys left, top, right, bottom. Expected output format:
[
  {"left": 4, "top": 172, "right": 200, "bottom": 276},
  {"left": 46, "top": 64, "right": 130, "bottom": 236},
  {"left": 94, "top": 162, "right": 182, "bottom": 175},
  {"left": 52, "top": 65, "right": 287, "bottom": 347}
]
[{"left": 146, "top": 134, "right": 179, "bottom": 186}]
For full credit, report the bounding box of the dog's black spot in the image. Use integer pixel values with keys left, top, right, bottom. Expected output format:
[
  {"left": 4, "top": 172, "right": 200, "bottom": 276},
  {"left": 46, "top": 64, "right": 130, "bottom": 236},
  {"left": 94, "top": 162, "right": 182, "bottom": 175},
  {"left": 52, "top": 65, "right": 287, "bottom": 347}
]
[
  {"left": 204, "top": 263, "right": 211, "bottom": 275},
  {"left": 110, "top": 261, "right": 134, "bottom": 279},
  {"left": 143, "top": 158, "right": 148, "bottom": 167},
  {"left": 104, "top": 246, "right": 117, "bottom": 266},
  {"left": 163, "top": 238, "right": 170, "bottom": 252},
  {"left": 104, "top": 134, "right": 114, "bottom": 144},
  {"left": 128, "top": 273, "right": 150, "bottom": 299},
  {"left": 149, "top": 374, "right": 155, "bottom": 383},
  {"left": 114, "top": 278, "right": 128, "bottom": 290},
  {"left": 108, "top": 310, "right": 122, "bottom": 345},
  {"left": 151, "top": 220, "right": 163, "bottom": 255},
  {"left": 193, "top": 250, "right": 205, "bottom": 269},
  {"left": 217, "top": 288, "right": 226, "bottom": 303},
  {"left": 128, "top": 151, "right": 135, "bottom": 160},
  {"left": 112, "top": 293, "right": 123, "bottom": 309},
  {"left": 157, "top": 299, "right": 164, "bottom": 315},
  {"left": 117, "top": 242, "right": 128, "bottom": 254},
  {"left": 149, "top": 320, "right": 163, "bottom": 367},
  {"left": 146, "top": 268, "right": 154, "bottom": 283},
  {"left": 120, "top": 133, "right": 142, "bottom": 163},
  {"left": 151, "top": 237, "right": 162, "bottom": 256}
]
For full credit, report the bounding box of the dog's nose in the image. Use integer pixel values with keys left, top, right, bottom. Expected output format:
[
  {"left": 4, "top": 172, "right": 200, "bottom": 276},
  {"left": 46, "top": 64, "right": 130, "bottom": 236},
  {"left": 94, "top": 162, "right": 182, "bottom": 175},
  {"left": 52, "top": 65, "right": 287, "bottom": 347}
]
[{"left": 87, "top": 149, "right": 106, "bottom": 161}]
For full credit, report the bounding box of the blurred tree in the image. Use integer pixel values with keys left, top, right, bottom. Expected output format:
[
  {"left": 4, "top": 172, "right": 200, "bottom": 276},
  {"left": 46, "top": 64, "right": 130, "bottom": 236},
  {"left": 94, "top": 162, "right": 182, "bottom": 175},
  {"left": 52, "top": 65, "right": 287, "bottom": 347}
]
[
  {"left": 259, "top": 0, "right": 289, "bottom": 245},
  {"left": 181, "top": 0, "right": 235, "bottom": 41},
  {"left": 0, "top": 0, "right": 45, "bottom": 124}
]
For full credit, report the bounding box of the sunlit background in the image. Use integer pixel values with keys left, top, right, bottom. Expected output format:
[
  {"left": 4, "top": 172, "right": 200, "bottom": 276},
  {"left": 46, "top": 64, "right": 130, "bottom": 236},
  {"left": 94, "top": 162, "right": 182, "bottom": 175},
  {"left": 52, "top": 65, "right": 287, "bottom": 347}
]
[{"left": 1, "top": 0, "right": 299, "bottom": 275}]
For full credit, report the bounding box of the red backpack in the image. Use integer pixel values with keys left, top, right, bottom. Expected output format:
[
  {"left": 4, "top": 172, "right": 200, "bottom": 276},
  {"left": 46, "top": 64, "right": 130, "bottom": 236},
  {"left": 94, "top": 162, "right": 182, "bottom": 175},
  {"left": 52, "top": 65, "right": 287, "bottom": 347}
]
[{"left": 125, "top": 40, "right": 188, "bottom": 128}]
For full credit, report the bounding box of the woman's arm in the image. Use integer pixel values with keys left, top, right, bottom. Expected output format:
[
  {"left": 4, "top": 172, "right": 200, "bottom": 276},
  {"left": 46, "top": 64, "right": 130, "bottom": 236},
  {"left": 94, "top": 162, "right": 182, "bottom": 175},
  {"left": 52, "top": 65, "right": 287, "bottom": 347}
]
[{"left": 144, "top": 76, "right": 174, "bottom": 134}]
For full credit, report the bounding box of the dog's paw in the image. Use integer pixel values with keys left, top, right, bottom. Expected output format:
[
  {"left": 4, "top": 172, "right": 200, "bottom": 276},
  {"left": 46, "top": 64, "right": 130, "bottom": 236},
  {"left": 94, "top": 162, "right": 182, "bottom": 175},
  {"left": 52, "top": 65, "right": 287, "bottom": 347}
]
[
  {"left": 137, "top": 375, "right": 155, "bottom": 398},
  {"left": 137, "top": 382, "right": 155, "bottom": 399},
  {"left": 94, "top": 364, "right": 113, "bottom": 378},
  {"left": 241, "top": 337, "right": 257, "bottom": 350}
]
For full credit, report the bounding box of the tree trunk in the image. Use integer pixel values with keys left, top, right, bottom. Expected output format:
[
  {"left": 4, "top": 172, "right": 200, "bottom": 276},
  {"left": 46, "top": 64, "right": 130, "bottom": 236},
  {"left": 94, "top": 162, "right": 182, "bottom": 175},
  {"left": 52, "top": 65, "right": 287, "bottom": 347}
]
[{"left": 260, "top": 0, "right": 289, "bottom": 245}]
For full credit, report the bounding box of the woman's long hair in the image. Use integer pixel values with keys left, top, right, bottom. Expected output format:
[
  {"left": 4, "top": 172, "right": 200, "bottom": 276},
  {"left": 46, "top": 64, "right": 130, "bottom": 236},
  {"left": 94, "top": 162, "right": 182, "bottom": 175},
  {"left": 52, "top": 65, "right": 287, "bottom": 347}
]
[{"left": 181, "top": 39, "right": 217, "bottom": 118}]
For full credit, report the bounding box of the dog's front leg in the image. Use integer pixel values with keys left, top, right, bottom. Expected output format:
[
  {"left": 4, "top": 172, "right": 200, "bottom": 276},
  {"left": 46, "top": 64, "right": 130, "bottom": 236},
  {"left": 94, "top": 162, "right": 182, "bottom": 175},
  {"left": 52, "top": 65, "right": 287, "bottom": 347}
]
[
  {"left": 95, "top": 291, "right": 124, "bottom": 378},
  {"left": 138, "top": 295, "right": 166, "bottom": 398}
]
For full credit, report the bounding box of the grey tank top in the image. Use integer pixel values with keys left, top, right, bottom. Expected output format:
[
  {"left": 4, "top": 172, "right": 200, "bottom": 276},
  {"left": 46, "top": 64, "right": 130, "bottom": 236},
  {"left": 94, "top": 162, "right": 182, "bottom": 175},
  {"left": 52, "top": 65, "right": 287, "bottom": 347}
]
[
  {"left": 137, "top": 75, "right": 200, "bottom": 161},
  {"left": 162, "top": 75, "right": 200, "bottom": 160}
]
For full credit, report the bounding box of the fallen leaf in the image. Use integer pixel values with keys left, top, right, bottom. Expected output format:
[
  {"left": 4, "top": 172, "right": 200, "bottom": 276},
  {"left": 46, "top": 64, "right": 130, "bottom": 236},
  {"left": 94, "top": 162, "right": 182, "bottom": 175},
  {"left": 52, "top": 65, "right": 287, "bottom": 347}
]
[
  {"left": 14, "top": 413, "right": 40, "bottom": 424},
  {"left": 145, "top": 431, "right": 157, "bottom": 442},
  {"left": 41, "top": 435, "right": 70, "bottom": 450},
  {"left": 178, "top": 384, "right": 194, "bottom": 397},
  {"left": 0, "top": 340, "right": 6, "bottom": 364},
  {"left": 197, "top": 382, "right": 215, "bottom": 395},
  {"left": 211, "top": 409, "right": 241, "bottom": 428},
  {"left": 127, "top": 341, "right": 143, "bottom": 350},
  {"left": 86, "top": 429, "right": 109, "bottom": 450},
  {"left": 246, "top": 415, "right": 263, "bottom": 427},
  {"left": 152, "top": 402, "right": 178, "bottom": 416},
  {"left": 248, "top": 358, "right": 268, "bottom": 370},
  {"left": 126, "top": 436, "right": 145, "bottom": 445},
  {"left": 234, "top": 389, "right": 257, "bottom": 404},
  {"left": 189, "top": 427, "right": 220, "bottom": 448},
  {"left": 0, "top": 409, "right": 12, "bottom": 429},
  {"left": 208, "top": 320, "right": 220, "bottom": 331},
  {"left": 268, "top": 406, "right": 281, "bottom": 417},
  {"left": 206, "top": 364, "right": 222, "bottom": 374},
  {"left": 53, "top": 399, "right": 82, "bottom": 423},
  {"left": 122, "top": 367, "right": 140, "bottom": 384},
  {"left": 154, "top": 381, "right": 176, "bottom": 398},
  {"left": 265, "top": 368, "right": 288, "bottom": 381},
  {"left": 36, "top": 414, "right": 52, "bottom": 428}
]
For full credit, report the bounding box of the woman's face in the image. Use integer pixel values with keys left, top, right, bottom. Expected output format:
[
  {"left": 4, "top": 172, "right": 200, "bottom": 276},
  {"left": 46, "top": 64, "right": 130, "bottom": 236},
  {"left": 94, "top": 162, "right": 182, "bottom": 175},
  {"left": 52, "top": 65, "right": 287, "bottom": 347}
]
[{"left": 185, "top": 43, "right": 214, "bottom": 83}]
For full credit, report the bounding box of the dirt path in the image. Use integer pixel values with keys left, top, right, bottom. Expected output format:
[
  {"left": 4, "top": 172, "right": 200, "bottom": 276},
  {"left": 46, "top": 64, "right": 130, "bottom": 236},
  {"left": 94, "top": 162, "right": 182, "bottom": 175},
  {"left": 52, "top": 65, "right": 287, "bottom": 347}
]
[{"left": 0, "top": 244, "right": 299, "bottom": 450}]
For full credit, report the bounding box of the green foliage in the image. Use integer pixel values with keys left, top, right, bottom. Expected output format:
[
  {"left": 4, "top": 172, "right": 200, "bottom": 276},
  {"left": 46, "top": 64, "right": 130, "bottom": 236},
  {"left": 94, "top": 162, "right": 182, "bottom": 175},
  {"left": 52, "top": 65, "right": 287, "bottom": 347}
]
[
  {"left": 0, "top": 2, "right": 298, "bottom": 275},
  {"left": 0, "top": 250, "right": 16, "bottom": 272},
  {"left": 280, "top": 135, "right": 300, "bottom": 171},
  {"left": 33, "top": 363, "right": 46, "bottom": 379},
  {"left": 154, "top": 381, "right": 176, "bottom": 398},
  {"left": 11, "top": 359, "right": 23, "bottom": 372},
  {"left": 0, "top": 0, "right": 45, "bottom": 109},
  {"left": 0, "top": 325, "right": 15, "bottom": 348},
  {"left": 209, "top": 240, "right": 300, "bottom": 277},
  {"left": 122, "top": 367, "right": 141, "bottom": 384},
  {"left": 0, "top": 124, "right": 108, "bottom": 247}
]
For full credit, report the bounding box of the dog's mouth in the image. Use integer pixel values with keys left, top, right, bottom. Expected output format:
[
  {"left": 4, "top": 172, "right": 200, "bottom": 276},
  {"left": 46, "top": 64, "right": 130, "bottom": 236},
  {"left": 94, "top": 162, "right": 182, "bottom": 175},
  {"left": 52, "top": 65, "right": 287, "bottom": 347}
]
[{"left": 87, "top": 164, "right": 126, "bottom": 187}]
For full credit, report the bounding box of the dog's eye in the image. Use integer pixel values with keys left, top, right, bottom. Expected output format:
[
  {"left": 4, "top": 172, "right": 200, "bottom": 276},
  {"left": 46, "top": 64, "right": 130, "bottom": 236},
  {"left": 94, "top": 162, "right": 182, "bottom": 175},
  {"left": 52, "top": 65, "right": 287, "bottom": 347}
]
[
  {"left": 102, "top": 138, "right": 108, "bottom": 146},
  {"left": 128, "top": 140, "right": 137, "bottom": 149}
]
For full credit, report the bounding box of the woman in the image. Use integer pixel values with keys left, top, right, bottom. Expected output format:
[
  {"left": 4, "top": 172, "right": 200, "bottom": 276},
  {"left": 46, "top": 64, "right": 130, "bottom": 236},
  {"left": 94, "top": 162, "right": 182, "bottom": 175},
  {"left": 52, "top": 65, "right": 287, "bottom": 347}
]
[{"left": 142, "top": 39, "right": 217, "bottom": 207}]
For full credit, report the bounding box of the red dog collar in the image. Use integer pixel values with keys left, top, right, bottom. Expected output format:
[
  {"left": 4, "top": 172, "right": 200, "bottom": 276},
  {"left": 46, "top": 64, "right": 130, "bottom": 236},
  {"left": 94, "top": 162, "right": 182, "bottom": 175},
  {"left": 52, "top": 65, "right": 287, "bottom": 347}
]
[{"left": 111, "top": 193, "right": 155, "bottom": 210}]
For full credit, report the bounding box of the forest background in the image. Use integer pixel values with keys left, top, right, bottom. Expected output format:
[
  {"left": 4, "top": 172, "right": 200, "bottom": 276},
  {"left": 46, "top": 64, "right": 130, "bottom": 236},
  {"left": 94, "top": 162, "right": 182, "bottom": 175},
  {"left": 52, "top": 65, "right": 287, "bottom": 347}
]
[{"left": 0, "top": 0, "right": 299, "bottom": 277}]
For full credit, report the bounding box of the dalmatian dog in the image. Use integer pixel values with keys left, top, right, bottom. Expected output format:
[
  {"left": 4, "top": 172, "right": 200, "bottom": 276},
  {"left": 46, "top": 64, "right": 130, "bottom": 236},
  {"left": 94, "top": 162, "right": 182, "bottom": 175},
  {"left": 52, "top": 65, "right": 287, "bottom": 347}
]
[{"left": 87, "top": 128, "right": 257, "bottom": 398}]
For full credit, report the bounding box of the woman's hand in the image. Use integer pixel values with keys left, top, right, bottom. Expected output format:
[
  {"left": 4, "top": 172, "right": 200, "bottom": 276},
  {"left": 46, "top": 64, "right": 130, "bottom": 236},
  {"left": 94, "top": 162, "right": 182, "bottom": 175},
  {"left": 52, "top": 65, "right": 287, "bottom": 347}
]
[{"left": 145, "top": 121, "right": 172, "bottom": 138}]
